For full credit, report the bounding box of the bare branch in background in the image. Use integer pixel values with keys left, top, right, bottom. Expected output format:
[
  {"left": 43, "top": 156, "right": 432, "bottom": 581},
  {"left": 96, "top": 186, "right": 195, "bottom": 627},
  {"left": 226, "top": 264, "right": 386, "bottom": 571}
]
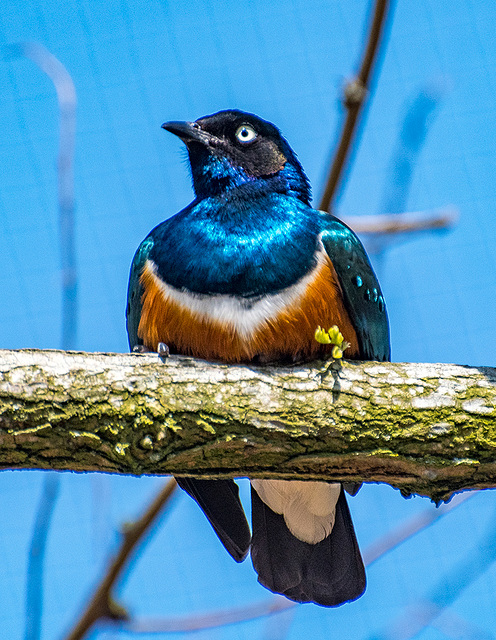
[
  {"left": 7, "top": 42, "right": 78, "bottom": 350},
  {"left": 319, "top": 0, "right": 392, "bottom": 212},
  {"left": 24, "top": 474, "right": 60, "bottom": 640},
  {"left": 341, "top": 208, "right": 458, "bottom": 236},
  {"left": 362, "top": 492, "right": 473, "bottom": 567},
  {"left": 62, "top": 478, "right": 177, "bottom": 640},
  {"left": 351, "top": 80, "right": 455, "bottom": 254},
  {"left": 121, "top": 598, "right": 294, "bottom": 634},
  {"left": 431, "top": 610, "right": 495, "bottom": 640},
  {"left": 380, "top": 81, "right": 448, "bottom": 216},
  {"left": 367, "top": 505, "right": 496, "bottom": 640},
  {"left": 262, "top": 605, "right": 296, "bottom": 640}
]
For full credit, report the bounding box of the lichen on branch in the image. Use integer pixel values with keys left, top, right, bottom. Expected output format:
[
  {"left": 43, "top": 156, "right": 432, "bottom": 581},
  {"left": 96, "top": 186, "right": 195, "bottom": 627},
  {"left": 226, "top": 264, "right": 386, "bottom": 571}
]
[{"left": 0, "top": 349, "right": 496, "bottom": 502}]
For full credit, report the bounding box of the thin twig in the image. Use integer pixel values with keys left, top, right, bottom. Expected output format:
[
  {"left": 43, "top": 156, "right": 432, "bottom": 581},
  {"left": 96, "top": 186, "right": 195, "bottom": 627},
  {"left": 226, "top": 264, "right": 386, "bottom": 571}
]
[
  {"left": 24, "top": 474, "right": 60, "bottom": 640},
  {"left": 362, "top": 491, "right": 473, "bottom": 567},
  {"left": 319, "top": 0, "right": 391, "bottom": 212},
  {"left": 7, "top": 42, "right": 78, "bottom": 349},
  {"left": 431, "top": 609, "right": 495, "bottom": 640},
  {"left": 62, "top": 478, "right": 178, "bottom": 640},
  {"left": 118, "top": 598, "right": 295, "bottom": 634},
  {"left": 367, "top": 502, "right": 496, "bottom": 640},
  {"left": 341, "top": 207, "right": 458, "bottom": 236}
]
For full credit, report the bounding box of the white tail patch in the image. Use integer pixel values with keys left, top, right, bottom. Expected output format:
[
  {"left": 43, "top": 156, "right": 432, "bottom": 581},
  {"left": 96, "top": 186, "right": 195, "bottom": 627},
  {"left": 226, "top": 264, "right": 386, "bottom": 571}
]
[{"left": 251, "top": 479, "right": 341, "bottom": 544}]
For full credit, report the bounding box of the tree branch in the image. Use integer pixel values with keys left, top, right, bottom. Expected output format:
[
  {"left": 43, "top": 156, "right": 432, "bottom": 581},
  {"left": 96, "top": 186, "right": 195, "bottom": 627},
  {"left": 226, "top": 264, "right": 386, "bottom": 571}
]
[
  {"left": 319, "top": 0, "right": 391, "bottom": 212},
  {"left": 1, "top": 349, "right": 496, "bottom": 502},
  {"left": 8, "top": 42, "right": 78, "bottom": 350},
  {"left": 63, "top": 478, "right": 177, "bottom": 640},
  {"left": 340, "top": 207, "right": 458, "bottom": 236}
]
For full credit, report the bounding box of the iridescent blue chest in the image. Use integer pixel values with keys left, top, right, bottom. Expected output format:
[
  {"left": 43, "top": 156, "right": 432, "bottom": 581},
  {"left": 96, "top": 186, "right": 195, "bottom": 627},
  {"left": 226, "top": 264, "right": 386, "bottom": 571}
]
[{"left": 149, "top": 189, "right": 321, "bottom": 297}]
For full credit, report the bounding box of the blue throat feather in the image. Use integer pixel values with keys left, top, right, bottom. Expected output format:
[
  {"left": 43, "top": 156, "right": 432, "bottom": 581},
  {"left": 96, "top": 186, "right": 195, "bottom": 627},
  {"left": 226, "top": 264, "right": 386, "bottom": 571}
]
[{"left": 149, "top": 192, "right": 321, "bottom": 297}]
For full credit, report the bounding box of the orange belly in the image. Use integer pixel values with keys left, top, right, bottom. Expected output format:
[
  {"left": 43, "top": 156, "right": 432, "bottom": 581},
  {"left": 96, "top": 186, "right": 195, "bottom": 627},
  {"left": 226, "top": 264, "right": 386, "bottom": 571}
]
[{"left": 138, "top": 257, "right": 359, "bottom": 363}]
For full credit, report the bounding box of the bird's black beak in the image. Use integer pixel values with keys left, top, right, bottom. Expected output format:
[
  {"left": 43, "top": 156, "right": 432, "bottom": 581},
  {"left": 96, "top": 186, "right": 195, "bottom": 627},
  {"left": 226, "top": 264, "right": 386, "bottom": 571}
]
[{"left": 161, "top": 120, "right": 209, "bottom": 145}]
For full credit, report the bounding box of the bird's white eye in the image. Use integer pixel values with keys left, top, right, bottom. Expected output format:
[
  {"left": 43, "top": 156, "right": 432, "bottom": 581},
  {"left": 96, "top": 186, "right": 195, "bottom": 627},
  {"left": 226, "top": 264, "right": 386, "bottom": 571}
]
[{"left": 235, "top": 124, "right": 257, "bottom": 144}]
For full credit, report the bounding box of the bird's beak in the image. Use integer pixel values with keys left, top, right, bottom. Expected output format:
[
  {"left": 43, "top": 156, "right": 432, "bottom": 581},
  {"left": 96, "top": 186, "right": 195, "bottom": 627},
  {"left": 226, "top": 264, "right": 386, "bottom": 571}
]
[{"left": 161, "top": 120, "right": 209, "bottom": 145}]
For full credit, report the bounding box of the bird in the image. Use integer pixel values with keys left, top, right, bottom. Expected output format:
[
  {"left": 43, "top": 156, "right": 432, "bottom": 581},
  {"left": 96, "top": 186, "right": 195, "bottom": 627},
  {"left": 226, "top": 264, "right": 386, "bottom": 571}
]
[{"left": 126, "top": 109, "right": 390, "bottom": 607}]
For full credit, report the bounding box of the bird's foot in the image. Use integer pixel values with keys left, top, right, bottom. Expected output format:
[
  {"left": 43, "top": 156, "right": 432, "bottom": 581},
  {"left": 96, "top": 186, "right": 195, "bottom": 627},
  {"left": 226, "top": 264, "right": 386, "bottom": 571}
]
[
  {"left": 157, "top": 342, "right": 170, "bottom": 358},
  {"left": 133, "top": 343, "right": 170, "bottom": 360},
  {"left": 133, "top": 345, "right": 151, "bottom": 354},
  {"left": 316, "top": 357, "right": 342, "bottom": 383}
]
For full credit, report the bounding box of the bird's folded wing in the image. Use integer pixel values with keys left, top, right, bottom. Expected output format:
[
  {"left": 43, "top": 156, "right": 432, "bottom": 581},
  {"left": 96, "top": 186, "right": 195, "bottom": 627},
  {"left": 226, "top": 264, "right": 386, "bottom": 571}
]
[{"left": 175, "top": 477, "right": 251, "bottom": 562}]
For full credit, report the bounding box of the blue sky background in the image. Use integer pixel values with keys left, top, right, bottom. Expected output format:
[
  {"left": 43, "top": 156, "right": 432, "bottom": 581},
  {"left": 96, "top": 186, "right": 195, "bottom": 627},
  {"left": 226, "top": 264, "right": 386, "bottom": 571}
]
[{"left": 1, "top": 1, "right": 496, "bottom": 638}]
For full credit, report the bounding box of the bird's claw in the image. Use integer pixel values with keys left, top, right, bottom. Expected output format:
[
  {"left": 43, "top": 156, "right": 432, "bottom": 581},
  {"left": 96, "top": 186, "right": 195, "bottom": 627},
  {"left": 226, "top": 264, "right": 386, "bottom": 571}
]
[
  {"left": 133, "top": 345, "right": 151, "bottom": 354},
  {"left": 157, "top": 342, "right": 170, "bottom": 358},
  {"left": 133, "top": 343, "right": 170, "bottom": 360}
]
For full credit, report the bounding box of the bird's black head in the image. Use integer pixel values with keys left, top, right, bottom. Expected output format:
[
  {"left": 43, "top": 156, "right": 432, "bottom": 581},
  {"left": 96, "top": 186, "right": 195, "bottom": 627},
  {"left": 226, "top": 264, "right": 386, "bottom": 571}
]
[{"left": 162, "top": 110, "right": 311, "bottom": 204}]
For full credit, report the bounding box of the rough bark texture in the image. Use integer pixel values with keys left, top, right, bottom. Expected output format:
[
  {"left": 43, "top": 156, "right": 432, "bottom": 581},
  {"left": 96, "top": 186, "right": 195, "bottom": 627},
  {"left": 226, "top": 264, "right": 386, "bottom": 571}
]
[{"left": 1, "top": 349, "right": 496, "bottom": 502}]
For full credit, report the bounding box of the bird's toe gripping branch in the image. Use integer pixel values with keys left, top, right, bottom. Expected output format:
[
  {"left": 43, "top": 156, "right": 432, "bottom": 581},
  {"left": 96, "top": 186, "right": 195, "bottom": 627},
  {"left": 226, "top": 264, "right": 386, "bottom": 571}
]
[{"left": 132, "top": 342, "right": 170, "bottom": 359}]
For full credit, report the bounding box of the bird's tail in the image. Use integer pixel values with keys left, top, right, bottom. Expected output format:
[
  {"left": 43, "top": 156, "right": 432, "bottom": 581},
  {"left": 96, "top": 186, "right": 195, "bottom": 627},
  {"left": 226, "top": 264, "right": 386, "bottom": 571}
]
[{"left": 250, "top": 482, "right": 365, "bottom": 606}]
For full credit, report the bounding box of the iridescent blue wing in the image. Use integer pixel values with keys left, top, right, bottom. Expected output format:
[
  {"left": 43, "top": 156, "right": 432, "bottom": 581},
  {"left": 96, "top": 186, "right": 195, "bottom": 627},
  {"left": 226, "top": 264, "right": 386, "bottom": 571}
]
[
  {"left": 320, "top": 214, "right": 390, "bottom": 362},
  {"left": 126, "top": 236, "right": 154, "bottom": 350}
]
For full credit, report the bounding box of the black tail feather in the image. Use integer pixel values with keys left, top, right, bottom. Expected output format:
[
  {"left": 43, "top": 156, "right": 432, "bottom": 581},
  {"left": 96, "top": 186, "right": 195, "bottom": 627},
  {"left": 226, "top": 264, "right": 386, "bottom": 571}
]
[
  {"left": 175, "top": 477, "right": 251, "bottom": 562},
  {"left": 250, "top": 486, "right": 365, "bottom": 606}
]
